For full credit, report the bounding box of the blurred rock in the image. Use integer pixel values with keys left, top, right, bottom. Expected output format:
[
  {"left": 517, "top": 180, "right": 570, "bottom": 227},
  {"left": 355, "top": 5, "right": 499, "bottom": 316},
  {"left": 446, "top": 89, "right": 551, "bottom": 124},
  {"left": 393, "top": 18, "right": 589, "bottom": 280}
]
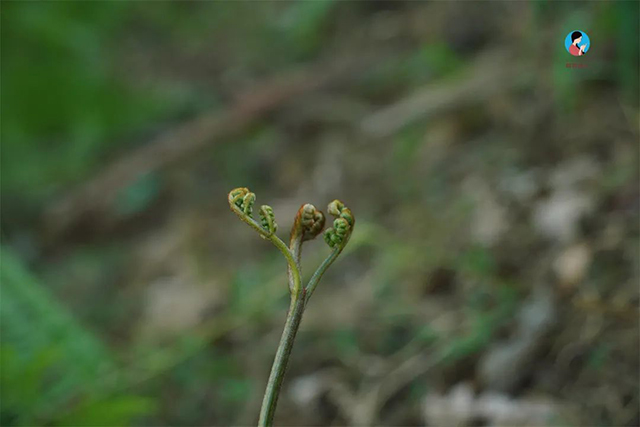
[
  {"left": 533, "top": 157, "right": 600, "bottom": 243},
  {"left": 533, "top": 188, "right": 594, "bottom": 243},
  {"left": 288, "top": 370, "right": 348, "bottom": 425},
  {"left": 424, "top": 382, "right": 557, "bottom": 426},
  {"left": 553, "top": 243, "right": 592, "bottom": 291},
  {"left": 465, "top": 179, "right": 509, "bottom": 245},
  {"left": 290, "top": 373, "right": 326, "bottom": 408}
]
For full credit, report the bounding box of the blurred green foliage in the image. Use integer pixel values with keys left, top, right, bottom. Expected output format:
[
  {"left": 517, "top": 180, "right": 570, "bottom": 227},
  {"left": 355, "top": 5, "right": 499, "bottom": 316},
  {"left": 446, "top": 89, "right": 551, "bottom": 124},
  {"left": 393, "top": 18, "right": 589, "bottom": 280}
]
[
  {"left": 0, "top": 2, "right": 170, "bottom": 216},
  {"left": 277, "top": 0, "right": 337, "bottom": 60},
  {"left": 0, "top": 247, "right": 155, "bottom": 425}
]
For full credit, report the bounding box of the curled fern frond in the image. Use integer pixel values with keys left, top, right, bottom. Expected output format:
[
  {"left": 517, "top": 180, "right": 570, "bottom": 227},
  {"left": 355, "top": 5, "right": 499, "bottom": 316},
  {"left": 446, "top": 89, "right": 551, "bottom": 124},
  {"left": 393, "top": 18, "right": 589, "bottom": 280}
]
[
  {"left": 300, "top": 204, "right": 326, "bottom": 241},
  {"left": 230, "top": 187, "right": 257, "bottom": 217},
  {"left": 228, "top": 188, "right": 280, "bottom": 237},
  {"left": 228, "top": 187, "right": 301, "bottom": 295},
  {"left": 290, "top": 203, "right": 326, "bottom": 243},
  {"left": 230, "top": 187, "right": 250, "bottom": 208},
  {"left": 259, "top": 205, "right": 278, "bottom": 235},
  {"left": 327, "top": 199, "right": 344, "bottom": 217},
  {"left": 324, "top": 199, "right": 354, "bottom": 249}
]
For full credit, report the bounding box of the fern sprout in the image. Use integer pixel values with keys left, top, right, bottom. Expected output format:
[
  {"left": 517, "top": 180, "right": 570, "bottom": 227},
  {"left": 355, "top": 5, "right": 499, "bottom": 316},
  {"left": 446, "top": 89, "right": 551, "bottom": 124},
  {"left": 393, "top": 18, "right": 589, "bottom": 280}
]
[{"left": 227, "top": 188, "right": 354, "bottom": 426}]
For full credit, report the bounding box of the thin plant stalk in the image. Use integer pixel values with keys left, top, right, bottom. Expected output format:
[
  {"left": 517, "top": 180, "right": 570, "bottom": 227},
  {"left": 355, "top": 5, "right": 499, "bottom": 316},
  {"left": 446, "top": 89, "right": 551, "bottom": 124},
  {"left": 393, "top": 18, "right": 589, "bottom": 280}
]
[
  {"left": 228, "top": 188, "right": 354, "bottom": 426},
  {"left": 258, "top": 290, "right": 306, "bottom": 426}
]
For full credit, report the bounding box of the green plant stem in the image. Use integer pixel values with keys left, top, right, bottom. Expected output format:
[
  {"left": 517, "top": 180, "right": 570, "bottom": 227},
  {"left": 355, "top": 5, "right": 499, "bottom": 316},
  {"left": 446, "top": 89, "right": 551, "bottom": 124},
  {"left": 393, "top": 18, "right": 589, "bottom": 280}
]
[
  {"left": 258, "top": 291, "right": 306, "bottom": 427},
  {"left": 305, "top": 248, "right": 340, "bottom": 304},
  {"left": 288, "top": 234, "right": 303, "bottom": 294},
  {"left": 268, "top": 235, "right": 302, "bottom": 297},
  {"left": 229, "top": 203, "right": 302, "bottom": 297}
]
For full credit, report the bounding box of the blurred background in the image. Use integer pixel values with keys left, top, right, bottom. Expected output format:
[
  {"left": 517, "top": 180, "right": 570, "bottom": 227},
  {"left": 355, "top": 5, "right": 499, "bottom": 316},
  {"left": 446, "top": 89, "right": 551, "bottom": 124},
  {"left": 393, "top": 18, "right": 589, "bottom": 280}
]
[{"left": 1, "top": 1, "right": 639, "bottom": 426}]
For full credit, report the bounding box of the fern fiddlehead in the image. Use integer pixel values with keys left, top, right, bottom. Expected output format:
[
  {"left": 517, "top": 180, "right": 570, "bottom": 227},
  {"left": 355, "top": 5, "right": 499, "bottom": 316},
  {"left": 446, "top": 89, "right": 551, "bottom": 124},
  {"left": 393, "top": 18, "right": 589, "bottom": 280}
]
[
  {"left": 299, "top": 203, "right": 326, "bottom": 241},
  {"left": 228, "top": 188, "right": 300, "bottom": 294},
  {"left": 288, "top": 204, "right": 325, "bottom": 294},
  {"left": 324, "top": 199, "right": 354, "bottom": 246},
  {"left": 259, "top": 205, "right": 277, "bottom": 235},
  {"left": 227, "top": 188, "right": 354, "bottom": 427},
  {"left": 307, "top": 199, "right": 355, "bottom": 303}
]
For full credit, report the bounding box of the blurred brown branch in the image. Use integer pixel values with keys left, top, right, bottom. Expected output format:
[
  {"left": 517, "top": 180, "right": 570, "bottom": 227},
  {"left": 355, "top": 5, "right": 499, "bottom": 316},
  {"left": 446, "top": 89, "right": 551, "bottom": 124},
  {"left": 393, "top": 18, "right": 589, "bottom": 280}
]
[
  {"left": 42, "top": 50, "right": 394, "bottom": 241},
  {"left": 361, "top": 49, "right": 528, "bottom": 138}
]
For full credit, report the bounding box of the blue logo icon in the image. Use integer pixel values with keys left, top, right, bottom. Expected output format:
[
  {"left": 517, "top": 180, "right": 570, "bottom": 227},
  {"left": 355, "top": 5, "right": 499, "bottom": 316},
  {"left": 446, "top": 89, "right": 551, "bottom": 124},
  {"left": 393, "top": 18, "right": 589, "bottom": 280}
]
[{"left": 565, "top": 31, "right": 590, "bottom": 56}]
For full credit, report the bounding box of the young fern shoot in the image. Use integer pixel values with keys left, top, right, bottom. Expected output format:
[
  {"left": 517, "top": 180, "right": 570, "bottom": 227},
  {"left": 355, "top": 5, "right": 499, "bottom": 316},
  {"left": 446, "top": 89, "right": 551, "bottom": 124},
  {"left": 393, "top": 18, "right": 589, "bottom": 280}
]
[{"left": 228, "top": 188, "right": 354, "bottom": 427}]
